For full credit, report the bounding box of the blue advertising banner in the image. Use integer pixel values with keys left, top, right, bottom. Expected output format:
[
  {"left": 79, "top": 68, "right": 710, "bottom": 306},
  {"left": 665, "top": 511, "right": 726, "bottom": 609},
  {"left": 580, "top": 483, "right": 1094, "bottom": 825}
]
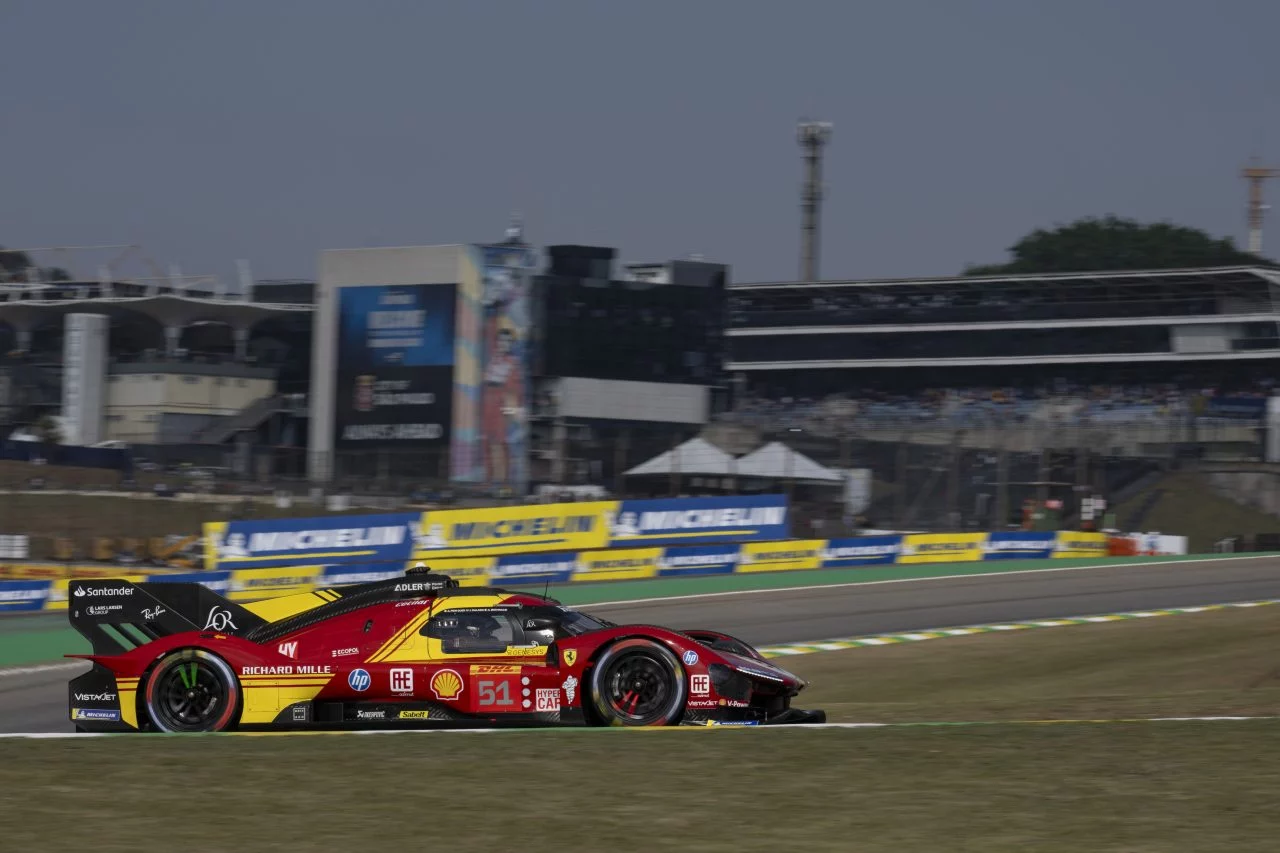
[
  {"left": 820, "top": 536, "right": 903, "bottom": 567},
  {"left": 608, "top": 494, "right": 789, "bottom": 547},
  {"left": 148, "top": 570, "right": 232, "bottom": 595},
  {"left": 0, "top": 580, "right": 51, "bottom": 612},
  {"left": 321, "top": 565, "right": 407, "bottom": 587},
  {"left": 338, "top": 284, "right": 457, "bottom": 369},
  {"left": 982, "top": 531, "right": 1056, "bottom": 560},
  {"left": 203, "top": 513, "right": 420, "bottom": 570},
  {"left": 335, "top": 283, "right": 457, "bottom": 447},
  {"left": 656, "top": 544, "right": 742, "bottom": 577},
  {"left": 490, "top": 553, "right": 577, "bottom": 585}
]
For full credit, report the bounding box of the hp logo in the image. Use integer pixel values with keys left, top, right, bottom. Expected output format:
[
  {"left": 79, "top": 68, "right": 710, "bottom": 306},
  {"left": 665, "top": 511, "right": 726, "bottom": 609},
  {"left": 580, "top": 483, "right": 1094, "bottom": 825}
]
[
  {"left": 682, "top": 650, "right": 699, "bottom": 666},
  {"left": 348, "top": 668, "right": 371, "bottom": 692}
]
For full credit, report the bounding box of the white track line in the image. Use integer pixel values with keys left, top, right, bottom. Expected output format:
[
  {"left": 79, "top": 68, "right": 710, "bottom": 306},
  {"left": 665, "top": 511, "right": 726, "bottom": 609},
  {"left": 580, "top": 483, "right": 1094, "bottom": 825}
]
[
  {"left": 581, "top": 553, "right": 1280, "bottom": 609},
  {"left": 1, "top": 716, "right": 1276, "bottom": 739},
  {"left": 0, "top": 661, "right": 85, "bottom": 679}
]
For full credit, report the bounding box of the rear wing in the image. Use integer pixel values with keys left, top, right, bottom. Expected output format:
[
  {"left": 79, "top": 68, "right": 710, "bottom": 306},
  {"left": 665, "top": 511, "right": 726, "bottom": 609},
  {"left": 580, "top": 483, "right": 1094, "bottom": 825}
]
[{"left": 67, "top": 578, "right": 269, "bottom": 657}]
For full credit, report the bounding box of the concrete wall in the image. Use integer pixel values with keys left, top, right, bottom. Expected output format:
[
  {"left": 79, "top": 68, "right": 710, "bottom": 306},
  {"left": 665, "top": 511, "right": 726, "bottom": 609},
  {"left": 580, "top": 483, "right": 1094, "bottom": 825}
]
[{"left": 105, "top": 371, "right": 273, "bottom": 443}]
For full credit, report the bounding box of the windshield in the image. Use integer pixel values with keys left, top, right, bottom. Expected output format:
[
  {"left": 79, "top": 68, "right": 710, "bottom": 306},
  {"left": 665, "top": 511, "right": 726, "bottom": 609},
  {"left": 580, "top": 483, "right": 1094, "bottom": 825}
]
[{"left": 557, "top": 608, "right": 614, "bottom": 636}]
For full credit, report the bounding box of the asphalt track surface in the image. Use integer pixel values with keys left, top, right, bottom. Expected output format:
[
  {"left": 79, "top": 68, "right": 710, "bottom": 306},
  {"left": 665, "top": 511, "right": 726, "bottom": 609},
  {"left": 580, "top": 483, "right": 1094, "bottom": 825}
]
[{"left": 4, "top": 555, "right": 1279, "bottom": 734}]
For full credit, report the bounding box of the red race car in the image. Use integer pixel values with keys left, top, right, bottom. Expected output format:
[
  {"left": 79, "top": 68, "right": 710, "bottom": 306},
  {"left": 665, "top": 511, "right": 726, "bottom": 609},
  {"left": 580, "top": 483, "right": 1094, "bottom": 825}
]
[{"left": 66, "top": 567, "right": 826, "bottom": 732}]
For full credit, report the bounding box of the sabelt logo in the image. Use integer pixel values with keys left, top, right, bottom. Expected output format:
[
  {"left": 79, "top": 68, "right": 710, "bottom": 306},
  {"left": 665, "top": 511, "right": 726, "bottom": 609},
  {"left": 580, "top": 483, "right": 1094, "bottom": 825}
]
[
  {"left": 74, "top": 692, "right": 117, "bottom": 703},
  {"left": 399, "top": 710, "right": 430, "bottom": 719},
  {"left": 73, "top": 586, "right": 133, "bottom": 598}
]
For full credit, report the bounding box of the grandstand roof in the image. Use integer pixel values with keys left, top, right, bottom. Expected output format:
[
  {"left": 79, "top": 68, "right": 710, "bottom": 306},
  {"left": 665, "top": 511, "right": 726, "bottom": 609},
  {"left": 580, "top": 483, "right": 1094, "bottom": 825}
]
[
  {"left": 730, "top": 266, "right": 1280, "bottom": 292},
  {"left": 0, "top": 291, "right": 312, "bottom": 331}
]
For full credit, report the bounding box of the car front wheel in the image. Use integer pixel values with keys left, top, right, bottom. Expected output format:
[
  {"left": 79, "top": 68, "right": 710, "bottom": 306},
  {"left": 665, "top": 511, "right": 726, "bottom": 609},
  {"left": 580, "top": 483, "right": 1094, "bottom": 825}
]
[{"left": 589, "top": 639, "right": 687, "bottom": 727}]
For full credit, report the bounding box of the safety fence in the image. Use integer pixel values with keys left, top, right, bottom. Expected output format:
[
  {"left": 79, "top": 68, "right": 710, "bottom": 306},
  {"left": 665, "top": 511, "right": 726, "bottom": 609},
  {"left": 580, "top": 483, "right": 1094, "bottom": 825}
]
[{"left": 0, "top": 530, "right": 1120, "bottom": 613}]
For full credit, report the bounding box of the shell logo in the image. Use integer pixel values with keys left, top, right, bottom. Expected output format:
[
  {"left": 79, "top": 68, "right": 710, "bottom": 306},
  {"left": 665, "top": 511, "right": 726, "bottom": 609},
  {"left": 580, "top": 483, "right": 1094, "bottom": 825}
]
[{"left": 430, "top": 669, "right": 464, "bottom": 700}]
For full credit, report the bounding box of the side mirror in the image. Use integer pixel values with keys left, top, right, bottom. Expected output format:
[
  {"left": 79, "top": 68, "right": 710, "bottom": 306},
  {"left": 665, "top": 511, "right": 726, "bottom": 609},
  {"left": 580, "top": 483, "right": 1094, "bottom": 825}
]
[{"left": 523, "top": 617, "right": 556, "bottom": 632}]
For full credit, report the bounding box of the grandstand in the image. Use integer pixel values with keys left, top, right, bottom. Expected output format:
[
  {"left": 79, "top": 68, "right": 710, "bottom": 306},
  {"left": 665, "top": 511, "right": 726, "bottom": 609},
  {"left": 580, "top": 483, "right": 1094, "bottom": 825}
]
[
  {"left": 0, "top": 246, "right": 314, "bottom": 473},
  {"left": 716, "top": 265, "right": 1280, "bottom": 531}
]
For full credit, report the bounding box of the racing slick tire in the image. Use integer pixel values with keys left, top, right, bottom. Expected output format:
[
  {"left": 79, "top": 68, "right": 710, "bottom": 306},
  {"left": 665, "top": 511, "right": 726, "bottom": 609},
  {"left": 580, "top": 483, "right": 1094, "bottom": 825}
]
[
  {"left": 144, "top": 649, "right": 242, "bottom": 733},
  {"left": 589, "top": 638, "right": 688, "bottom": 727}
]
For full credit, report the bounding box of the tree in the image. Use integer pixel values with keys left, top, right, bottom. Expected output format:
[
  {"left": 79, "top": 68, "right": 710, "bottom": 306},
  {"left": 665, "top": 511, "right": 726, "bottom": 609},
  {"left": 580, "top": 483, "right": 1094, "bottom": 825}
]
[
  {"left": 963, "top": 216, "right": 1272, "bottom": 276},
  {"left": 33, "top": 415, "right": 63, "bottom": 445},
  {"left": 0, "top": 245, "right": 73, "bottom": 282}
]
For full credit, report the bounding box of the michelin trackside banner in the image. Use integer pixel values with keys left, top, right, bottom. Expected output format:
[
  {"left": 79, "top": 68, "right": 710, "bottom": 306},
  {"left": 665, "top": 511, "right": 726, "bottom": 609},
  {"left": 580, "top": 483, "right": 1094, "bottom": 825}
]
[
  {"left": 982, "top": 531, "right": 1057, "bottom": 560},
  {"left": 203, "top": 513, "right": 421, "bottom": 571},
  {"left": 411, "top": 494, "right": 790, "bottom": 560},
  {"left": 0, "top": 529, "right": 1119, "bottom": 612},
  {"left": 201, "top": 496, "right": 790, "bottom": 570}
]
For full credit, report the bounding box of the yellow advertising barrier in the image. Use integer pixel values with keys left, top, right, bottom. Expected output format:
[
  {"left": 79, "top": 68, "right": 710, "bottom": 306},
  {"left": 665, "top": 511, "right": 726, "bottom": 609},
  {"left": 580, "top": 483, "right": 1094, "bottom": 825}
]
[
  {"left": 898, "top": 532, "right": 986, "bottom": 564},
  {"left": 0, "top": 563, "right": 175, "bottom": 580},
  {"left": 736, "top": 540, "right": 825, "bottom": 573},
  {"left": 414, "top": 502, "right": 615, "bottom": 560},
  {"left": 227, "top": 566, "right": 326, "bottom": 602},
  {"left": 413, "top": 557, "right": 495, "bottom": 587},
  {"left": 571, "top": 548, "right": 662, "bottom": 583},
  {"left": 1052, "top": 531, "right": 1108, "bottom": 558}
]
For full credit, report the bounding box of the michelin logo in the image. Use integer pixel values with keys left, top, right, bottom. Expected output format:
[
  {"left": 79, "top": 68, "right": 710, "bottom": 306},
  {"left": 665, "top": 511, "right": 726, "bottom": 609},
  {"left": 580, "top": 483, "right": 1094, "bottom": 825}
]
[
  {"left": 609, "top": 506, "right": 786, "bottom": 540},
  {"left": 414, "top": 522, "right": 449, "bottom": 550},
  {"left": 493, "top": 559, "right": 576, "bottom": 578},
  {"left": 656, "top": 552, "right": 740, "bottom": 571},
  {"left": 214, "top": 525, "right": 407, "bottom": 559},
  {"left": 820, "top": 543, "right": 901, "bottom": 561},
  {"left": 983, "top": 538, "right": 1055, "bottom": 553}
]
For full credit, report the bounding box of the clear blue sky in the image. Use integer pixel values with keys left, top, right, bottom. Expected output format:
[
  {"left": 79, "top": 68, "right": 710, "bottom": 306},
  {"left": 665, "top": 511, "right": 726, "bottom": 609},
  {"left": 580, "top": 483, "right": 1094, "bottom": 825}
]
[{"left": 3, "top": 0, "right": 1278, "bottom": 284}]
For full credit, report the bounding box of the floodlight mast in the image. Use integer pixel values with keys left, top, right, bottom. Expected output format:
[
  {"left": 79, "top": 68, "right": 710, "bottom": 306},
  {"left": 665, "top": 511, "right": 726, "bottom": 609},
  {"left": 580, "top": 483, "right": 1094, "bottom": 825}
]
[{"left": 797, "top": 120, "right": 833, "bottom": 283}]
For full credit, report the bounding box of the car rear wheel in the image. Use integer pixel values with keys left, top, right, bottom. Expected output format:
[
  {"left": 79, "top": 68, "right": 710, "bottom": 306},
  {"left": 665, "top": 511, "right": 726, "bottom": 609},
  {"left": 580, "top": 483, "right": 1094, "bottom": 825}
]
[
  {"left": 589, "top": 639, "right": 687, "bottom": 727},
  {"left": 144, "top": 649, "right": 241, "bottom": 733}
]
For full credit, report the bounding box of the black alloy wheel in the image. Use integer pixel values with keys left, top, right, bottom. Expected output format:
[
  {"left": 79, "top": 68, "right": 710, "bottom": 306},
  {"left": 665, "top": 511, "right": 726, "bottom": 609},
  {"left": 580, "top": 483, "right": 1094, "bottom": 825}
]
[
  {"left": 144, "top": 650, "right": 241, "bottom": 733},
  {"left": 589, "top": 639, "right": 687, "bottom": 727}
]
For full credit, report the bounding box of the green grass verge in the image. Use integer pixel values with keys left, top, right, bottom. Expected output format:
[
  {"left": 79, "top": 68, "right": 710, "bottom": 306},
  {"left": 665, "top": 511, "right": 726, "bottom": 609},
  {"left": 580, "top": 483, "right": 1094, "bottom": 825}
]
[
  {"left": 3, "top": 604, "right": 1280, "bottom": 851},
  {"left": 0, "top": 725, "right": 1276, "bottom": 852},
  {"left": 787, "top": 604, "right": 1280, "bottom": 722},
  {"left": 1114, "top": 471, "right": 1280, "bottom": 553}
]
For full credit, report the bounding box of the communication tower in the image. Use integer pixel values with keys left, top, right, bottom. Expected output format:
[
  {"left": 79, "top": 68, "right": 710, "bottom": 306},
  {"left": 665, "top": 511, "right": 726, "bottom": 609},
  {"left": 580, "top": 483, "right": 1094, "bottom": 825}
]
[{"left": 797, "top": 120, "right": 833, "bottom": 282}]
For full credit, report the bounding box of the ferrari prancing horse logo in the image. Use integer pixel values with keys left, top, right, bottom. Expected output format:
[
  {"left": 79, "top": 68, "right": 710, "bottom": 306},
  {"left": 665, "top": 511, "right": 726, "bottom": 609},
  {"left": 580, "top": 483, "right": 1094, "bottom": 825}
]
[{"left": 562, "top": 649, "right": 578, "bottom": 667}]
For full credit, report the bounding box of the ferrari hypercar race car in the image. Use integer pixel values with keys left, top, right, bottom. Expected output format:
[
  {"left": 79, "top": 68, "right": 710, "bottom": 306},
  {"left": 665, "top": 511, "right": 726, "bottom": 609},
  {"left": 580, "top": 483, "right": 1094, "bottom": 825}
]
[{"left": 66, "top": 567, "right": 825, "bottom": 732}]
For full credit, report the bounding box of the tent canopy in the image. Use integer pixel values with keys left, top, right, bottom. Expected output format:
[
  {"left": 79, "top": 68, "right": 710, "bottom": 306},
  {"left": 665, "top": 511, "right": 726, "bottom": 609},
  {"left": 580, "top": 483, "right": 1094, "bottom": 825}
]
[
  {"left": 623, "top": 437, "right": 736, "bottom": 477},
  {"left": 735, "top": 441, "right": 842, "bottom": 483}
]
